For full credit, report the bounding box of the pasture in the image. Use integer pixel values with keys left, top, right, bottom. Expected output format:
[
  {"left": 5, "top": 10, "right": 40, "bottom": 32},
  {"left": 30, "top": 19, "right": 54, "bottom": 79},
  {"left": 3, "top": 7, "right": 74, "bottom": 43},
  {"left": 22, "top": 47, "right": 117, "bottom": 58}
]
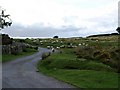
[
  {"left": 36, "top": 35, "right": 119, "bottom": 88},
  {"left": 15, "top": 35, "right": 119, "bottom": 88}
]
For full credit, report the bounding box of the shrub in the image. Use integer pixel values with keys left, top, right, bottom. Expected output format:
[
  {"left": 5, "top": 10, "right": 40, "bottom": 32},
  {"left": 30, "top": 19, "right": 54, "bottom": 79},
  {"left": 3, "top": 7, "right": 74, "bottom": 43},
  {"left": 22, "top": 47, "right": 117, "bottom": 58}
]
[
  {"left": 41, "top": 52, "right": 51, "bottom": 60},
  {"left": 74, "top": 46, "right": 95, "bottom": 60},
  {"left": 94, "top": 51, "right": 110, "bottom": 61},
  {"left": 74, "top": 45, "right": 119, "bottom": 71},
  {"left": 110, "top": 49, "right": 120, "bottom": 61}
]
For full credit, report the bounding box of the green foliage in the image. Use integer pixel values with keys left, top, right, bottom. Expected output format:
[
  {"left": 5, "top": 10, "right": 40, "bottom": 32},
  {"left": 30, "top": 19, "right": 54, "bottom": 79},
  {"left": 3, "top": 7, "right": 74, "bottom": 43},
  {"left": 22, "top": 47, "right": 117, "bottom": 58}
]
[{"left": 0, "top": 8, "right": 12, "bottom": 30}]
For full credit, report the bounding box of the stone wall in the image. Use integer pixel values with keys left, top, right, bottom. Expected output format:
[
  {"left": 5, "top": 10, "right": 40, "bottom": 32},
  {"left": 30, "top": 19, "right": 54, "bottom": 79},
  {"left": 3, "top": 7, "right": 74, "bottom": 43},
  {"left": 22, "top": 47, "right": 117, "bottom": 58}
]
[
  {"left": 1, "top": 34, "right": 38, "bottom": 55},
  {"left": 2, "top": 42, "right": 27, "bottom": 55}
]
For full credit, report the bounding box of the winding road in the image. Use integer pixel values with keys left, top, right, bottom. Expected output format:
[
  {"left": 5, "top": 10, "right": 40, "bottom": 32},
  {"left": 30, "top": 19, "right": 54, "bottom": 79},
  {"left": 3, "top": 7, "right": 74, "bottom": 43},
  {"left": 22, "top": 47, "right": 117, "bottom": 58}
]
[{"left": 2, "top": 48, "right": 74, "bottom": 88}]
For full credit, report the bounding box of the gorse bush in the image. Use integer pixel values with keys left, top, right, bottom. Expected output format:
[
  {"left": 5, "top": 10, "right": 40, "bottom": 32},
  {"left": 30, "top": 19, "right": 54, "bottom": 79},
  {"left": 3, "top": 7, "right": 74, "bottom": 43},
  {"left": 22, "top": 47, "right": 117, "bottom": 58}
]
[
  {"left": 74, "top": 46, "right": 95, "bottom": 59},
  {"left": 74, "top": 45, "right": 119, "bottom": 71}
]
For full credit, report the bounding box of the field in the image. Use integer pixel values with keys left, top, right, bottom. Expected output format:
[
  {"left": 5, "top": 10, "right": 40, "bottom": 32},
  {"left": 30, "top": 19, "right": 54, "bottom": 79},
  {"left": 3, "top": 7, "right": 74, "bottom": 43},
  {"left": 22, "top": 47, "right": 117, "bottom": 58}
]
[
  {"left": 37, "top": 49, "right": 118, "bottom": 88},
  {"left": 16, "top": 35, "right": 119, "bottom": 88}
]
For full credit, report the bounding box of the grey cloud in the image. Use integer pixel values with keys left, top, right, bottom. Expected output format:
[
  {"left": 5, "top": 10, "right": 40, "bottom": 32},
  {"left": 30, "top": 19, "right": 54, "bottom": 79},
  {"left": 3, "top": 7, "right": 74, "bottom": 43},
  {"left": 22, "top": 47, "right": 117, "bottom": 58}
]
[{"left": 2, "top": 23, "right": 86, "bottom": 38}]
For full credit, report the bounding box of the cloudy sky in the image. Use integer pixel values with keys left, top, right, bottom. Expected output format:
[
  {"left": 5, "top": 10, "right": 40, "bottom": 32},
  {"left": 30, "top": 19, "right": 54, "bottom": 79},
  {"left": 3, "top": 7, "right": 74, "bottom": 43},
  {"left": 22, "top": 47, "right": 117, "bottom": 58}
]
[{"left": 0, "top": 0, "right": 119, "bottom": 38}]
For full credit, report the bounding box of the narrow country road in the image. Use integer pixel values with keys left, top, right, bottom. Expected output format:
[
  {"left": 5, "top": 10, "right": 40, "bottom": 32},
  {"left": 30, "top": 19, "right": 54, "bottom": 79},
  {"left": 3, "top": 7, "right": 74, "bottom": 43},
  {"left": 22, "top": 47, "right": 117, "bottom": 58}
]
[{"left": 2, "top": 48, "right": 74, "bottom": 88}]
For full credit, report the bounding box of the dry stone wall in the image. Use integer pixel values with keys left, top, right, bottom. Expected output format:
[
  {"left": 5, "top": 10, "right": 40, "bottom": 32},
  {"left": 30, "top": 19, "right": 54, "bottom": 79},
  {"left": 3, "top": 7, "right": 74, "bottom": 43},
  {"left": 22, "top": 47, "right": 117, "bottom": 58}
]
[
  {"left": 2, "top": 42, "right": 27, "bottom": 54},
  {"left": 1, "top": 34, "right": 37, "bottom": 55}
]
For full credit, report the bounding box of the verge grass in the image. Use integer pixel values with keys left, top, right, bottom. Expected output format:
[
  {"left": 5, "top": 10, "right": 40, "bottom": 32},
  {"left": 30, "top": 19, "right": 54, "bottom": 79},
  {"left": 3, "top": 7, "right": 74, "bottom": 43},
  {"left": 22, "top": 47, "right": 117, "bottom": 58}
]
[
  {"left": 38, "top": 67, "right": 118, "bottom": 88},
  {"left": 2, "top": 48, "right": 37, "bottom": 62}
]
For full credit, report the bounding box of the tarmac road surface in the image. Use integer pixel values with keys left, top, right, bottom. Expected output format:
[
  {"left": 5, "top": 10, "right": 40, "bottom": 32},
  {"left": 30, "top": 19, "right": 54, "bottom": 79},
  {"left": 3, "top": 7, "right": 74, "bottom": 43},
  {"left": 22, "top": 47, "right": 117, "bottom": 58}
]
[{"left": 2, "top": 48, "right": 74, "bottom": 88}]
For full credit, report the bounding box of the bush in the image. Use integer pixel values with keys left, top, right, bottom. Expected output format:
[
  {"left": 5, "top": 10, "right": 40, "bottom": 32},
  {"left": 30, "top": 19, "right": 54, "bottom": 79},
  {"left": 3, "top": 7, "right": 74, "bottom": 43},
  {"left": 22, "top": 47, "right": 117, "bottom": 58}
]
[
  {"left": 94, "top": 51, "right": 110, "bottom": 61},
  {"left": 41, "top": 52, "right": 51, "bottom": 60},
  {"left": 74, "top": 45, "right": 119, "bottom": 71},
  {"left": 74, "top": 46, "right": 94, "bottom": 60}
]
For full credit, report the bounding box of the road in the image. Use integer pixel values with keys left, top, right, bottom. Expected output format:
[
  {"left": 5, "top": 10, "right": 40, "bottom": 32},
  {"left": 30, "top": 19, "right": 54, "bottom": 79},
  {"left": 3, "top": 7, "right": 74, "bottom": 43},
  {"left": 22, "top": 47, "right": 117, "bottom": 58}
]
[{"left": 2, "top": 48, "right": 74, "bottom": 88}]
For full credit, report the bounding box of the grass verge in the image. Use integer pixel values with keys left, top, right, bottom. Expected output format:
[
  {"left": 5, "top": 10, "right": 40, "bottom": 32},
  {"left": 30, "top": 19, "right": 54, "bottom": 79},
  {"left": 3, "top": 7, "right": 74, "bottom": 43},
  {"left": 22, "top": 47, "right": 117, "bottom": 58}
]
[
  {"left": 37, "top": 66, "right": 118, "bottom": 88},
  {"left": 2, "top": 48, "right": 37, "bottom": 63}
]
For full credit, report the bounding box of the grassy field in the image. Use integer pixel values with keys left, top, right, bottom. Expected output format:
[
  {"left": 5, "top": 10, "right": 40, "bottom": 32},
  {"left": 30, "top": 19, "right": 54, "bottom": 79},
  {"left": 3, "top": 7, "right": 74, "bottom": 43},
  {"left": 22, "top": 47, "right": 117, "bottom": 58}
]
[
  {"left": 36, "top": 35, "right": 119, "bottom": 88},
  {"left": 39, "top": 49, "right": 115, "bottom": 71},
  {"left": 38, "top": 68, "right": 118, "bottom": 88},
  {"left": 37, "top": 48, "right": 118, "bottom": 88},
  {"left": 2, "top": 48, "right": 37, "bottom": 62}
]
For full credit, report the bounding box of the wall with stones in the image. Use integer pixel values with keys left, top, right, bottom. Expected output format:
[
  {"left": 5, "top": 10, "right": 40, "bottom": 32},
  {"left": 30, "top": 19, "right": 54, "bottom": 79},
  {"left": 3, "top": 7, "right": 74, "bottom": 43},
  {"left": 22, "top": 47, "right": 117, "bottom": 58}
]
[
  {"left": 1, "top": 34, "right": 37, "bottom": 55},
  {"left": 2, "top": 42, "right": 27, "bottom": 55}
]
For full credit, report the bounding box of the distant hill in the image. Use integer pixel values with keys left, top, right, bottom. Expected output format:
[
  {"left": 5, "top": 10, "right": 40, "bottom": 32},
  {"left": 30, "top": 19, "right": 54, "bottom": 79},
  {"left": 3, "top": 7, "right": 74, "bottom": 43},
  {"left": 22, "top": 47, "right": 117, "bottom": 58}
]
[{"left": 87, "top": 33, "right": 119, "bottom": 38}]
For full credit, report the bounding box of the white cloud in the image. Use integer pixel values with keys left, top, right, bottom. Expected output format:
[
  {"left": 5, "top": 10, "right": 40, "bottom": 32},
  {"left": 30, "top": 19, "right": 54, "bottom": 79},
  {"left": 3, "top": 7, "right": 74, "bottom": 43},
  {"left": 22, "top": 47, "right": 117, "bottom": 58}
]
[{"left": 0, "top": 0, "right": 119, "bottom": 37}]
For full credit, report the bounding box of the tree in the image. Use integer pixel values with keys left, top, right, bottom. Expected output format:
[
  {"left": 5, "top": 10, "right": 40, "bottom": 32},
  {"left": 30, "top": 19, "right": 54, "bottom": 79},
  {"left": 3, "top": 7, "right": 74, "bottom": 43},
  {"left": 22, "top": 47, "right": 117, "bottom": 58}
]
[
  {"left": 116, "top": 27, "right": 120, "bottom": 34},
  {"left": 0, "top": 7, "right": 12, "bottom": 30},
  {"left": 53, "top": 36, "right": 59, "bottom": 38}
]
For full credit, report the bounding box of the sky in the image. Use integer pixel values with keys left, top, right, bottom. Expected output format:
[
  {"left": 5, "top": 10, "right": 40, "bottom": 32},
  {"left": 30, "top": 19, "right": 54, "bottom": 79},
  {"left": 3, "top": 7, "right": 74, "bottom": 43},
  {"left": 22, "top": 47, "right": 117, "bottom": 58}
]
[{"left": 0, "top": 0, "right": 119, "bottom": 38}]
